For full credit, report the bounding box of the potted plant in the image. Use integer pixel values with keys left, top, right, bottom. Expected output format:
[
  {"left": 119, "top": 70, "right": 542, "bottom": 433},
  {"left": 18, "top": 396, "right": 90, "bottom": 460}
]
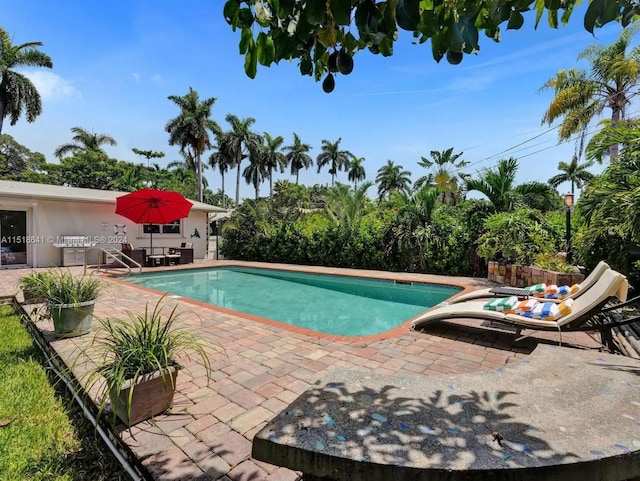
[
  {"left": 18, "top": 271, "right": 50, "bottom": 304},
  {"left": 86, "top": 298, "right": 215, "bottom": 427},
  {"left": 38, "top": 269, "right": 103, "bottom": 338}
]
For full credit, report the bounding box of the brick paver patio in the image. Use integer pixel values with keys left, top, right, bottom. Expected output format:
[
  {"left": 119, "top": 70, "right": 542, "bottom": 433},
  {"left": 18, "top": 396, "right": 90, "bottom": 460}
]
[{"left": 0, "top": 261, "right": 602, "bottom": 481}]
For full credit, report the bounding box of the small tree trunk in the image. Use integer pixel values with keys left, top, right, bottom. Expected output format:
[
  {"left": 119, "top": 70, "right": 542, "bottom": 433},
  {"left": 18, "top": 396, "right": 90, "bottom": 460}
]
[
  {"left": 296, "top": 171, "right": 299, "bottom": 184},
  {"left": 609, "top": 107, "right": 622, "bottom": 160}
]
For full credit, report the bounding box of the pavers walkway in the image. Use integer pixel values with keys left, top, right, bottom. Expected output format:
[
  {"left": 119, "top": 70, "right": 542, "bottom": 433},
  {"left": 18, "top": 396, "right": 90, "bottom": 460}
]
[{"left": 0, "top": 262, "right": 602, "bottom": 481}]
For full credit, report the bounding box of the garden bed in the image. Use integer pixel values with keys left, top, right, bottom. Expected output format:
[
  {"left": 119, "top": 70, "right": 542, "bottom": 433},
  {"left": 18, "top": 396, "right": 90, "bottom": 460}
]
[{"left": 487, "top": 261, "right": 584, "bottom": 287}]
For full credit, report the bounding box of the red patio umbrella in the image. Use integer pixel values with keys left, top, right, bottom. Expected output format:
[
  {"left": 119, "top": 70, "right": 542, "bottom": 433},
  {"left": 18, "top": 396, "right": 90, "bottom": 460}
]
[{"left": 115, "top": 188, "right": 193, "bottom": 253}]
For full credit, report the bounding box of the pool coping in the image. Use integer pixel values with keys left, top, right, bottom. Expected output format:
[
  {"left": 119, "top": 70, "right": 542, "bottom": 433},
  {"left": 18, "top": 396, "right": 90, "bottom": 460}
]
[{"left": 106, "top": 261, "right": 488, "bottom": 343}]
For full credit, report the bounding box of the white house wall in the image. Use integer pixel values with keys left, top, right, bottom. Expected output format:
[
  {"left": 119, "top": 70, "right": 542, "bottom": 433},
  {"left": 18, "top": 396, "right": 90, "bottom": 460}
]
[{"left": 1, "top": 197, "right": 210, "bottom": 268}]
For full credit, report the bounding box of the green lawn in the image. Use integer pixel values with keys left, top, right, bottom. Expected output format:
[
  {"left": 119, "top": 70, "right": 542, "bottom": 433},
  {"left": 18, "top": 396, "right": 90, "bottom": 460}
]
[{"left": 0, "top": 304, "right": 130, "bottom": 481}]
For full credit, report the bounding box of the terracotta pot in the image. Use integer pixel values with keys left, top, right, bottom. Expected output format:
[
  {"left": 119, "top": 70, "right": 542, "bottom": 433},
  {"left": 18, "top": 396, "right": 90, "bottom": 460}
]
[{"left": 110, "top": 367, "right": 179, "bottom": 426}]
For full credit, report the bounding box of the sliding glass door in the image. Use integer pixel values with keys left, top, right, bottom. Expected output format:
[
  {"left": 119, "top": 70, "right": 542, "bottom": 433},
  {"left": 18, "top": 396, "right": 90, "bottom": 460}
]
[{"left": 0, "top": 210, "right": 27, "bottom": 267}]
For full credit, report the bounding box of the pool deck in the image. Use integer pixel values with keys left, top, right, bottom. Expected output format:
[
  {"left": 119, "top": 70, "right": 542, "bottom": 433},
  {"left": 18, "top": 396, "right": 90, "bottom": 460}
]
[{"left": 0, "top": 261, "right": 604, "bottom": 481}]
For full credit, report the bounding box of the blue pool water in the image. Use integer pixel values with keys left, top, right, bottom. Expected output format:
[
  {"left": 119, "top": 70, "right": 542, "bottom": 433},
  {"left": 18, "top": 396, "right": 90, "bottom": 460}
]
[{"left": 128, "top": 267, "right": 460, "bottom": 336}]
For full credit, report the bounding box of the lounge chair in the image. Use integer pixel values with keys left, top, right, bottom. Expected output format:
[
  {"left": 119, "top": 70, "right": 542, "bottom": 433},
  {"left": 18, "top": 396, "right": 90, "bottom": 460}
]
[
  {"left": 447, "top": 260, "right": 611, "bottom": 304},
  {"left": 411, "top": 269, "right": 638, "bottom": 345}
]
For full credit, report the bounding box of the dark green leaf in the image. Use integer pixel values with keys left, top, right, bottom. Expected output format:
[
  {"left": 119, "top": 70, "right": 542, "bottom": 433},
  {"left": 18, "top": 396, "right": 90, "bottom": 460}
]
[
  {"left": 584, "top": 0, "right": 604, "bottom": 33},
  {"left": 379, "top": 36, "right": 394, "bottom": 56},
  {"left": 544, "top": 0, "right": 561, "bottom": 10},
  {"left": 343, "top": 32, "right": 360, "bottom": 51},
  {"left": 313, "top": 43, "right": 327, "bottom": 61},
  {"left": 305, "top": 0, "right": 326, "bottom": 24},
  {"left": 239, "top": 28, "right": 253, "bottom": 54},
  {"left": 458, "top": 16, "right": 479, "bottom": 54},
  {"left": 397, "top": 0, "right": 421, "bottom": 30},
  {"left": 547, "top": 8, "right": 558, "bottom": 28},
  {"left": 419, "top": 9, "right": 438, "bottom": 38},
  {"left": 299, "top": 55, "right": 313, "bottom": 76},
  {"left": 507, "top": 11, "right": 525, "bottom": 29},
  {"left": 330, "top": 0, "right": 352, "bottom": 25},
  {"left": 273, "top": 0, "right": 295, "bottom": 18},
  {"left": 244, "top": 44, "right": 258, "bottom": 78},
  {"left": 237, "top": 8, "right": 255, "bottom": 28},
  {"left": 599, "top": 0, "right": 621, "bottom": 25},
  {"left": 223, "top": 0, "right": 241, "bottom": 26},
  {"left": 256, "top": 32, "right": 275, "bottom": 65},
  {"left": 273, "top": 30, "right": 299, "bottom": 60}
]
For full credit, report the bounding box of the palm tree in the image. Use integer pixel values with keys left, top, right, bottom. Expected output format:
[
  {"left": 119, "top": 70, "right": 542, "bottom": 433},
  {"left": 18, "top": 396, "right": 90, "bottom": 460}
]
[
  {"left": 0, "top": 27, "right": 53, "bottom": 134},
  {"left": 540, "top": 28, "right": 640, "bottom": 159},
  {"left": 218, "top": 114, "right": 262, "bottom": 206},
  {"left": 284, "top": 133, "right": 313, "bottom": 184},
  {"left": 387, "top": 186, "right": 440, "bottom": 271},
  {"left": 347, "top": 155, "right": 366, "bottom": 188},
  {"left": 54, "top": 127, "right": 117, "bottom": 159},
  {"left": 242, "top": 149, "right": 269, "bottom": 200},
  {"left": 110, "top": 166, "right": 145, "bottom": 192},
  {"left": 316, "top": 138, "right": 353, "bottom": 186},
  {"left": 261, "top": 132, "right": 287, "bottom": 197},
  {"left": 465, "top": 158, "right": 555, "bottom": 212},
  {"left": 208, "top": 139, "right": 232, "bottom": 208},
  {"left": 165, "top": 87, "right": 220, "bottom": 202},
  {"left": 414, "top": 147, "right": 468, "bottom": 204},
  {"left": 324, "top": 182, "right": 373, "bottom": 229},
  {"left": 548, "top": 155, "right": 595, "bottom": 194},
  {"left": 375, "top": 160, "right": 412, "bottom": 199}
]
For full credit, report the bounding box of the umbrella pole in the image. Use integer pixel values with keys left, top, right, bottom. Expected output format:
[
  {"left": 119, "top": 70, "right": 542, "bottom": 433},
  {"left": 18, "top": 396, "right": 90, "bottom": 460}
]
[{"left": 149, "top": 224, "right": 153, "bottom": 254}]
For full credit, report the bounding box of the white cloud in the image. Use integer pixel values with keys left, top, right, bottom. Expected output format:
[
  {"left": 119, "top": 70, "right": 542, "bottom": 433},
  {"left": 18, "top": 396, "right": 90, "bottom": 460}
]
[
  {"left": 23, "top": 70, "right": 80, "bottom": 100},
  {"left": 131, "top": 72, "right": 141, "bottom": 82},
  {"left": 151, "top": 74, "right": 162, "bottom": 84}
]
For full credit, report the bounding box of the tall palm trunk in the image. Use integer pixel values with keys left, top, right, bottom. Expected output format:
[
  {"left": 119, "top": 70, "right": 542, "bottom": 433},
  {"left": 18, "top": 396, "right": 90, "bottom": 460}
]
[
  {"left": 609, "top": 106, "right": 622, "bottom": 159},
  {"left": 296, "top": 171, "right": 299, "bottom": 184},
  {"left": 269, "top": 167, "right": 273, "bottom": 197},
  {"left": 221, "top": 171, "right": 226, "bottom": 208},
  {"left": 196, "top": 153, "right": 203, "bottom": 202},
  {"left": 235, "top": 154, "right": 242, "bottom": 206},
  {"left": 0, "top": 100, "right": 5, "bottom": 135}
]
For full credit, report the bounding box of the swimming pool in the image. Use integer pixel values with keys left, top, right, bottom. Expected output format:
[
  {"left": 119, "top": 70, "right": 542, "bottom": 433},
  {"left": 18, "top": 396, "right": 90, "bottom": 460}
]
[{"left": 127, "top": 266, "right": 460, "bottom": 336}]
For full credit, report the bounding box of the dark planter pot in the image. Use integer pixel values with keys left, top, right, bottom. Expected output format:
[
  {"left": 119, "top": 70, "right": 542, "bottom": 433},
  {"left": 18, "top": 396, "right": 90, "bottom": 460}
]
[
  {"left": 110, "top": 367, "right": 179, "bottom": 426},
  {"left": 48, "top": 299, "right": 97, "bottom": 338}
]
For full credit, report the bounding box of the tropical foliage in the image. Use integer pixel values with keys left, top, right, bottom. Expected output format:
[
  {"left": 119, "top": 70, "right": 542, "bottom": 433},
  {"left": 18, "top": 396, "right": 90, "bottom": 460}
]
[
  {"left": 284, "top": 133, "right": 313, "bottom": 184},
  {"left": 540, "top": 28, "right": 640, "bottom": 158},
  {"left": 465, "top": 158, "right": 557, "bottom": 212},
  {"left": 0, "top": 27, "right": 53, "bottom": 134},
  {"left": 223, "top": 0, "right": 632, "bottom": 88},
  {"left": 54, "top": 127, "right": 117, "bottom": 159},
  {"left": 548, "top": 155, "right": 595, "bottom": 194},
  {"left": 316, "top": 138, "right": 352, "bottom": 186},
  {"left": 375, "top": 160, "right": 411, "bottom": 199},
  {"left": 165, "top": 87, "right": 220, "bottom": 202}
]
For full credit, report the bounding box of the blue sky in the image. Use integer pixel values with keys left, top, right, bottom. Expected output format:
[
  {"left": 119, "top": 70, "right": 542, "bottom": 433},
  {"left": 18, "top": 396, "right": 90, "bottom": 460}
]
[{"left": 2, "top": 1, "right": 628, "bottom": 201}]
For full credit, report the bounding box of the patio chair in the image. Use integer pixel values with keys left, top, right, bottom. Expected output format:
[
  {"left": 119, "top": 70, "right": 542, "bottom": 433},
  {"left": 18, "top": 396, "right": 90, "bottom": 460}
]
[
  {"left": 165, "top": 248, "right": 181, "bottom": 265},
  {"left": 411, "top": 269, "right": 637, "bottom": 347},
  {"left": 447, "top": 260, "right": 611, "bottom": 304}
]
